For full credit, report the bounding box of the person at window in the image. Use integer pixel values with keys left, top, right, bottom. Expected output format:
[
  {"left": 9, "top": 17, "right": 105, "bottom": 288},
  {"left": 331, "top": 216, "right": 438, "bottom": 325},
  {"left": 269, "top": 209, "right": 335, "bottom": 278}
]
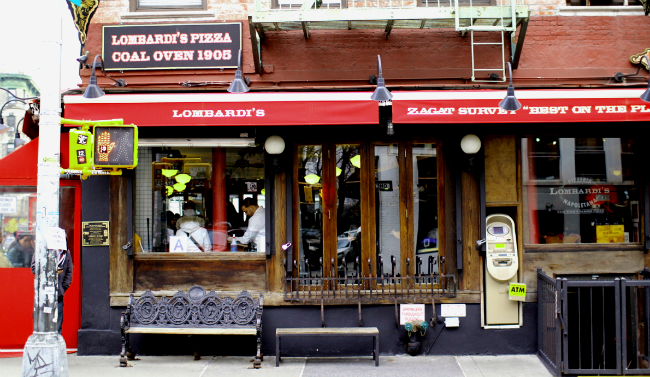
[
  {"left": 235, "top": 198, "right": 265, "bottom": 252},
  {"left": 6, "top": 232, "right": 34, "bottom": 267},
  {"left": 31, "top": 247, "right": 73, "bottom": 334},
  {"left": 175, "top": 202, "right": 211, "bottom": 252}
]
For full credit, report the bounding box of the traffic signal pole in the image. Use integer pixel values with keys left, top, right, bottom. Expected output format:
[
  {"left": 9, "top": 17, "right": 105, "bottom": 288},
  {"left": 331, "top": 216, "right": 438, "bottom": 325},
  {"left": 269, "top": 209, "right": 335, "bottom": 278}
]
[{"left": 21, "top": 0, "right": 67, "bottom": 375}]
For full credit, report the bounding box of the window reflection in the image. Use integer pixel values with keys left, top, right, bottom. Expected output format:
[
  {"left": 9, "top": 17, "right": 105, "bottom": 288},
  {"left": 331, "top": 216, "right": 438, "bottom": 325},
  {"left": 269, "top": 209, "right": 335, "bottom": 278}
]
[
  {"left": 0, "top": 188, "right": 37, "bottom": 268},
  {"left": 375, "top": 144, "right": 400, "bottom": 276},
  {"left": 413, "top": 143, "right": 438, "bottom": 274},
  {"left": 523, "top": 137, "right": 638, "bottom": 244},
  {"left": 336, "top": 144, "right": 361, "bottom": 277},
  {"left": 297, "top": 145, "right": 323, "bottom": 276},
  {"left": 139, "top": 146, "right": 265, "bottom": 253}
]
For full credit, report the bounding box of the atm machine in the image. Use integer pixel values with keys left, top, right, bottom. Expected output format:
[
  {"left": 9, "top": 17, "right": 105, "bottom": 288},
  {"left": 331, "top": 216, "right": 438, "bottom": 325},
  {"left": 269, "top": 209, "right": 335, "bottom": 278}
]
[{"left": 483, "top": 214, "right": 521, "bottom": 327}]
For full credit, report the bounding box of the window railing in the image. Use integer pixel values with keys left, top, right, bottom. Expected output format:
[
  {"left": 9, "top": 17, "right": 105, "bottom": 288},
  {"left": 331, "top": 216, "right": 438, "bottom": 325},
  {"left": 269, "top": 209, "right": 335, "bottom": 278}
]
[{"left": 283, "top": 255, "right": 457, "bottom": 303}]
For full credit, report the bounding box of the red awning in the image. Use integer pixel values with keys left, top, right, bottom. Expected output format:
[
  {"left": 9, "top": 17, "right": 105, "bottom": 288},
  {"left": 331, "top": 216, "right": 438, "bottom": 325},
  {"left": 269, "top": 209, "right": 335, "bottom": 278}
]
[
  {"left": 392, "top": 89, "right": 650, "bottom": 124},
  {"left": 63, "top": 92, "right": 379, "bottom": 126}
]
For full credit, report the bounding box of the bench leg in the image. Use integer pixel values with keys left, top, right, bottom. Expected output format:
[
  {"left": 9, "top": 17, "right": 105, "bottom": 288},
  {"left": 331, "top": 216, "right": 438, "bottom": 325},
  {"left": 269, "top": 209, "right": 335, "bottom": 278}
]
[
  {"left": 253, "top": 328, "right": 262, "bottom": 368},
  {"left": 120, "top": 332, "right": 132, "bottom": 367},
  {"left": 275, "top": 336, "right": 280, "bottom": 367},
  {"left": 374, "top": 335, "right": 379, "bottom": 367}
]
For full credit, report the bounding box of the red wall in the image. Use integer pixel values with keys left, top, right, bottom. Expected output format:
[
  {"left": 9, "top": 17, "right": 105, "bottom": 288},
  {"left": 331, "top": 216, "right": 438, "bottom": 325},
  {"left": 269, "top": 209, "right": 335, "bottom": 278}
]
[{"left": 78, "top": 16, "right": 650, "bottom": 89}]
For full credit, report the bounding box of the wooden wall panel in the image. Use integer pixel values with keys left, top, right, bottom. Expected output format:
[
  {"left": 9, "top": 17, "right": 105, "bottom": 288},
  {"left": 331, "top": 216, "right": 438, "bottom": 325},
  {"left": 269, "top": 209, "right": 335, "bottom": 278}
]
[
  {"left": 485, "top": 135, "right": 517, "bottom": 204},
  {"left": 110, "top": 175, "right": 133, "bottom": 294},
  {"left": 134, "top": 255, "right": 267, "bottom": 292},
  {"left": 522, "top": 249, "right": 644, "bottom": 300},
  {"left": 460, "top": 170, "right": 481, "bottom": 291},
  {"left": 267, "top": 171, "right": 286, "bottom": 292}
]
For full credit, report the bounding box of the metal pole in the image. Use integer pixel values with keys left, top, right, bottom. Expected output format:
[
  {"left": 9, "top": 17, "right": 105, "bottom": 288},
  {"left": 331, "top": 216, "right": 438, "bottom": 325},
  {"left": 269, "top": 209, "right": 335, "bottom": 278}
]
[{"left": 21, "top": 0, "right": 67, "bottom": 375}]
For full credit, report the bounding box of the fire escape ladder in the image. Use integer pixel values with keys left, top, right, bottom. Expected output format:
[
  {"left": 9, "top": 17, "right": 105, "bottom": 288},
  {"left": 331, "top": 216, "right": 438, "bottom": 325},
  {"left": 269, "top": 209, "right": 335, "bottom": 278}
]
[
  {"left": 455, "top": 0, "right": 517, "bottom": 82},
  {"left": 470, "top": 30, "right": 506, "bottom": 82}
]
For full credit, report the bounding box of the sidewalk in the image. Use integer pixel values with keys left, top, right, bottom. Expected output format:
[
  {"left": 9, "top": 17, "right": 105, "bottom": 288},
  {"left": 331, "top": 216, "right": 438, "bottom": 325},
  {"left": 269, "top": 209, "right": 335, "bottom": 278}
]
[{"left": 0, "top": 353, "right": 552, "bottom": 377}]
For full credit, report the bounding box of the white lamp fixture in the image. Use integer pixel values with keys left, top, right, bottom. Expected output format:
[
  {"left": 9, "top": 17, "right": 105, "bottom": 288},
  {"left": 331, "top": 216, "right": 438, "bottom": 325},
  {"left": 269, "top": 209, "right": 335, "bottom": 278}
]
[
  {"left": 460, "top": 134, "right": 481, "bottom": 154},
  {"left": 265, "top": 135, "right": 285, "bottom": 155}
]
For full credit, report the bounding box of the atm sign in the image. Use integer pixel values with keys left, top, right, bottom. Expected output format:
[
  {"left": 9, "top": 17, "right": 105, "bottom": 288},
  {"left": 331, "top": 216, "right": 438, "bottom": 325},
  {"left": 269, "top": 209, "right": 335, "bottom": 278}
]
[{"left": 509, "top": 283, "right": 526, "bottom": 301}]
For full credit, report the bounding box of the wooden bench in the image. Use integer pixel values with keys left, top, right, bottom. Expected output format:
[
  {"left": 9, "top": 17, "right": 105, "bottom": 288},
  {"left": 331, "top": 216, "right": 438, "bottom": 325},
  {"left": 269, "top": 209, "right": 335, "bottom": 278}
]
[
  {"left": 120, "top": 286, "right": 263, "bottom": 368},
  {"left": 275, "top": 327, "right": 379, "bottom": 367}
]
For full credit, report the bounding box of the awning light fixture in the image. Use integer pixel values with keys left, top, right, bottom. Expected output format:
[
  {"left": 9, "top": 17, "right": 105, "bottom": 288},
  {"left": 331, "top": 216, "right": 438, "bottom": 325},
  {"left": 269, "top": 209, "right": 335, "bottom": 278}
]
[
  {"left": 83, "top": 55, "right": 127, "bottom": 99},
  {"left": 227, "top": 50, "right": 250, "bottom": 93},
  {"left": 14, "top": 118, "right": 26, "bottom": 148},
  {"left": 499, "top": 62, "right": 521, "bottom": 111},
  {"left": 370, "top": 55, "right": 393, "bottom": 102}
]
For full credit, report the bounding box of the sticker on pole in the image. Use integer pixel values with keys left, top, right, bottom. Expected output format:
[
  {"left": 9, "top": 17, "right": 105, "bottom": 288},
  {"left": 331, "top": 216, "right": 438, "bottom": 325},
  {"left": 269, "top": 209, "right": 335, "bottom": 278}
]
[
  {"left": 509, "top": 283, "right": 527, "bottom": 301},
  {"left": 46, "top": 227, "right": 67, "bottom": 250}
]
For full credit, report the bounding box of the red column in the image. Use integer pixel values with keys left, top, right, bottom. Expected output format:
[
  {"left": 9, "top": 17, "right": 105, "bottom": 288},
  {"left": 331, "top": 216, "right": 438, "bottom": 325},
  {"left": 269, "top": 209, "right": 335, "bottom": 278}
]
[{"left": 212, "top": 148, "right": 227, "bottom": 251}]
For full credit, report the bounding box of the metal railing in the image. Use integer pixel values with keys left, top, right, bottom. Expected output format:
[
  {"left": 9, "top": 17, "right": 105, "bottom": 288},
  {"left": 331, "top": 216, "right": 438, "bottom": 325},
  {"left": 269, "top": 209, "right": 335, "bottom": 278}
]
[
  {"left": 284, "top": 255, "right": 456, "bottom": 327},
  {"left": 284, "top": 255, "right": 456, "bottom": 302},
  {"left": 537, "top": 268, "right": 650, "bottom": 376},
  {"left": 537, "top": 268, "right": 562, "bottom": 377}
]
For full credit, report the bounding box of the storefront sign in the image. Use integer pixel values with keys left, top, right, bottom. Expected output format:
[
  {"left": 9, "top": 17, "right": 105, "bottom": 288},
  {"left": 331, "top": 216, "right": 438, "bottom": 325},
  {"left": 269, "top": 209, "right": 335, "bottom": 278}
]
[
  {"left": 64, "top": 92, "right": 379, "bottom": 126},
  {"left": 103, "top": 23, "right": 242, "bottom": 70},
  {"left": 82, "top": 221, "right": 109, "bottom": 246},
  {"left": 392, "top": 89, "right": 650, "bottom": 123}
]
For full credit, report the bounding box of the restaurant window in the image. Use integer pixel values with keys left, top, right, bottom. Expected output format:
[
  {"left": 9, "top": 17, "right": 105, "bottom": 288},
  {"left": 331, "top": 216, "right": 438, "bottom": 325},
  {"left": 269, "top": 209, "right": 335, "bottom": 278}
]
[
  {"left": 130, "top": 0, "right": 207, "bottom": 12},
  {"left": 135, "top": 145, "right": 265, "bottom": 253},
  {"left": 522, "top": 137, "right": 639, "bottom": 244},
  {"left": 0, "top": 187, "right": 75, "bottom": 269},
  {"left": 295, "top": 141, "right": 438, "bottom": 279}
]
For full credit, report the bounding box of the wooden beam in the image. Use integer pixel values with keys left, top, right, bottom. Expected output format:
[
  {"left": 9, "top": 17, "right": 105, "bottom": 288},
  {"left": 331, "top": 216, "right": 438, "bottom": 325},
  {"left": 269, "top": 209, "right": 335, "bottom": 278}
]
[
  {"left": 267, "top": 170, "right": 287, "bottom": 292},
  {"left": 301, "top": 22, "right": 310, "bottom": 39},
  {"left": 109, "top": 175, "right": 132, "bottom": 294},
  {"left": 248, "top": 16, "right": 263, "bottom": 75},
  {"left": 460, "top": 169, "right": 481, "bottom": 292},
  {"left": 511, "top": 12, "right": 529, "bottom": 69}
]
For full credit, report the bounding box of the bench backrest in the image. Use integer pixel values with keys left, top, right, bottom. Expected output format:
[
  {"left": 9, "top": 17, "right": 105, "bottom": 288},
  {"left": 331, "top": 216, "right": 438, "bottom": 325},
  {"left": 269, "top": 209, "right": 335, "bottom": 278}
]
[{"left": 127, "top": 286, "right": 263, "bottom": 328}]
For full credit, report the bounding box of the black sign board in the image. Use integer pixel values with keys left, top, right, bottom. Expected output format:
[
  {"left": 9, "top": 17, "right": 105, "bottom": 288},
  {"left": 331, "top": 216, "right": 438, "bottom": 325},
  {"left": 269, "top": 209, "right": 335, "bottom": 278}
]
[
  {"left": 82, "top": 221, "right": 110, "bottom": 246},
  {"left": 375, "top": 181, "right": 393, "bottom": 191},
  {"left": 93, "top": 126, "right": 137, "bottom": 168},
  {"left": 102, "top": 23, "right": 242, "bottom": 70}
]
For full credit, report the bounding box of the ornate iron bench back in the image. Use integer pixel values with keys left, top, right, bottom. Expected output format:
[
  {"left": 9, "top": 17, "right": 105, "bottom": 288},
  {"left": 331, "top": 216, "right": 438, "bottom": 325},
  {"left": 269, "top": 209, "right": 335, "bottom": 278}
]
[{"left": 127, "top": 286, "right": 262, "bottom": 329}]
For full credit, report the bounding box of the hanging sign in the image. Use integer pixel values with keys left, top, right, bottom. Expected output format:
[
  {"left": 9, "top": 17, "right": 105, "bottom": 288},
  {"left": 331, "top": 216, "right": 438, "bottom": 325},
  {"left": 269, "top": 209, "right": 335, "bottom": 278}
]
[{"left": 102, "top": 23, "right": 242, "bottom": 71}]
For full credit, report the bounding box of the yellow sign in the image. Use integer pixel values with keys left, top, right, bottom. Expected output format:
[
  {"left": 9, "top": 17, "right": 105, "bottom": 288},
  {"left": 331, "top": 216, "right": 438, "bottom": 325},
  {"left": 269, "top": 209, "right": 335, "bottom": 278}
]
[
  {"left": 509, "top": 283, "right": 526, "bottom": 301},
  {"left": 596, "top": 225, "right": 624, "bottom": 243}
]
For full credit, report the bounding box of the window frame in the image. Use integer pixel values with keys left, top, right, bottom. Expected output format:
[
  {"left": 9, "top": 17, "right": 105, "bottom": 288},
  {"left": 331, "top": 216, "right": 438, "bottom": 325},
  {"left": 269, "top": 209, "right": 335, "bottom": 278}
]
[
  {"left": 291, "top": 140, "right": 440, "bottom": 284},
  {"left": 129, "top": 0, "right": 208, "bottom": 12},
  {"left": 522, "top": 136, "right": 642, "bottom": 247},
  {"left": 271, "top": 0, "right": 348, "bottom": 10}
]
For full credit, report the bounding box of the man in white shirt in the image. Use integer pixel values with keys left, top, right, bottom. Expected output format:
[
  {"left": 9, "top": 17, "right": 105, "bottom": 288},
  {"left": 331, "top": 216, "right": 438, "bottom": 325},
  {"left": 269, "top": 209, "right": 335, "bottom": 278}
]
[{"left": 236, "top": 198, "right": 265, "bottom": 252}]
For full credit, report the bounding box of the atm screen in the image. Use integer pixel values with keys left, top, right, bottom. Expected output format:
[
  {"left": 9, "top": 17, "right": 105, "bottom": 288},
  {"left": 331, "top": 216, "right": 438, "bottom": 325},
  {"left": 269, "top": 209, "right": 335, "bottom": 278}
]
[{"left": 493, "top": 227, "right": 504, "bottom": 234}]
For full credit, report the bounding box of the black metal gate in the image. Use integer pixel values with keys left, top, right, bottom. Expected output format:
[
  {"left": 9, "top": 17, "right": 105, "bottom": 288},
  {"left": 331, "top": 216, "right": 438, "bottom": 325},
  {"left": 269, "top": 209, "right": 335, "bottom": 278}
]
[{"left": 537, "top": 268, "right": 650, "bottom": 376}]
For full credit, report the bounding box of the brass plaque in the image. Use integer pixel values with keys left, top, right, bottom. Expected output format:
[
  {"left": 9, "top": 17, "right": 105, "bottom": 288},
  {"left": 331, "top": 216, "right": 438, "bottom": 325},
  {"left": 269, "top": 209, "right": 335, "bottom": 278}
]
[{"left": 82, "top": 221, "right": 110, "bottom": 246}]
